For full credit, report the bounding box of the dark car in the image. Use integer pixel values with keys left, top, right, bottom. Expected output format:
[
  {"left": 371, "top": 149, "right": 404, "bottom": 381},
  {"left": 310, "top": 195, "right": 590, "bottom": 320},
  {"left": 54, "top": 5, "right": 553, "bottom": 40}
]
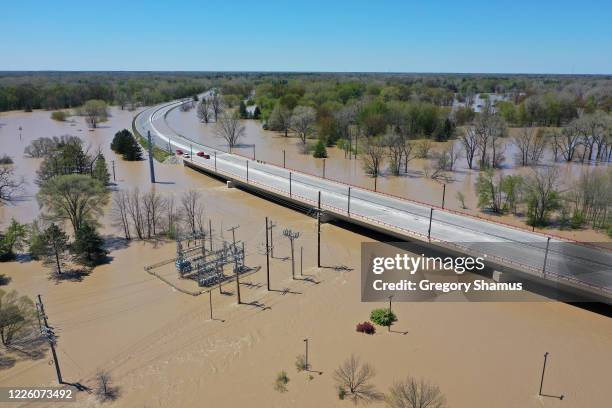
[
  {"left": 176, "top": 149, "right": 184, "bottom": 155},
  {"left": 197, "top": 151, "right": 210, "bottom": 159}
]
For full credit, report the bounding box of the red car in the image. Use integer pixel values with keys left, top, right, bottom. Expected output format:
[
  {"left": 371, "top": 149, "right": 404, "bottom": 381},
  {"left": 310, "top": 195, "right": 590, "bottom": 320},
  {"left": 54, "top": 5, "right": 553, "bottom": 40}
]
[
  {"left": 176, "top": 149, "right": 184, "bottom": 155},
  {"left": 197, "top": 151, "right": 210, "bottom": 159}
]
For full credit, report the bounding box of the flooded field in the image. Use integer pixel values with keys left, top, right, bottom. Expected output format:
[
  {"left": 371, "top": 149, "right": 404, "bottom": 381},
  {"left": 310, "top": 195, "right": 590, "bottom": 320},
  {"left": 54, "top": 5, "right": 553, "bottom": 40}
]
[
  {"left": 166, "top": 107, "right": 611, "bottom": 243},
  {"left": 0, "top": 109, "right": 611, "bottom": 407}
]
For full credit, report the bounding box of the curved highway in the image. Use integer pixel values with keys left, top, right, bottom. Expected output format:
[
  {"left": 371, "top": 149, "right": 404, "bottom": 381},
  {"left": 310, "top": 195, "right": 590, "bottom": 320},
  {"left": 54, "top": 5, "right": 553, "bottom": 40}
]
[{"left": 134, "top": 98, "right": 612, "bottom": 302}]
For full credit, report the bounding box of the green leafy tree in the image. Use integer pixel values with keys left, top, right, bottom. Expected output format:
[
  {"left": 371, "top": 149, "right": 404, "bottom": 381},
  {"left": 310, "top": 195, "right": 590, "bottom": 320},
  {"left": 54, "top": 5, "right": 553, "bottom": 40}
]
[
  {"left": 71, "top": 223, "right": 107, "bottom": 267},
  {"left": 252, "top": 106, "right": 261, "bottom": 120},
  {"left": 110, "top": 129, "right": 143, "bottom": 161},
  {"left": 0, "top": 219, "right": 27, "bottom": 261},
  {"left": 42, "top": 223, "right": 69, "bottom": 275},
  {"left": 37, "top": 174, "right": 109, "bottom": 234},
  {"left": 0, "top": 289, "right": 36, "bottom": 347},
  {"left": 370, "top": 308, "right": 397, "bottom": 332},
  {"left": 93, "top": 153, "right": 111, "bottom": 185},
  {"left": 81, "top": 99, "right": 108, "bottom": 128},
  {"left": 313, "top": 139, "right": 328, "bottom": 158}
]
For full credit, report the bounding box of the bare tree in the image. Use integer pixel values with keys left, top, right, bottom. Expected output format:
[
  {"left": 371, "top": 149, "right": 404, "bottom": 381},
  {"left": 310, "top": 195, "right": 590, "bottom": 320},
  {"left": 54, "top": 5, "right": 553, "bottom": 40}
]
[
  {"left": 165, "top": 194, "right": 179, "bottom": 237},
  {"left": 0, "top": 166, "right": 24, "bottom": 204},
  {"left": 361, "top": 137, "right": 386, "bottom": 177},
  {"left": 290, "top": 106, "right": 317, "bottom": 145},
  {"left": 459, "top": 127, "right": 478, "bottom": 170},
  {"left": 524, "top": 166, "right": 561, "bottom": 226},
  {"left": 557, "top": 119, "right": 583, "bottom": 162},
  {"left": 513, "top": 127, "right": 545, "bottom": 166},
  {"left": 215, "top": 112, "right": 246, "bottom": 149},
  {"left": 95, "top": 370, "right": 119, "bottom": 401},
  {"left": 126, "top": 188, "right": 145, "bottom": 240},
  {"left": 143, "top": 189, "right": 164, "bottom": 238},
  {"left": 385, "top": 377, "right": 446, "bottom": 408},
  {"left": 385, "top": 133, "right": 405, "bottom": 176},
  {"left": 111, "top": 190, "right": 131, "bottom": 240},
  {"left": 181, "top": 190, "right": 204, "bottom": 235},
  {"left": 334, "top": 354, "right": 383, "bottom": 404},
  {"left": 210, "top": 91, "right": 224, "bottom": 122},
  {"left": 197, "top": 98, "right": 212, "bottom": 123},
  {"left": 474, "top": 103, "right": 506, "bottom": 168}
]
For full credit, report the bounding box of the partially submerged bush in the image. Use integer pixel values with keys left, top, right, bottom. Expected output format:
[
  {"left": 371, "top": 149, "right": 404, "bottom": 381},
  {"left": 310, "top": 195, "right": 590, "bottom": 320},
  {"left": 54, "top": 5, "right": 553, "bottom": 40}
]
[
  {"left": 51, "top": 111, "right": 67, "bottom": 121},
  {"left": 274, "top": 370, "right": 289, "bottom": 393},
  {"left": 0, "top": 154, "right": 13, "bottom": 164},
  {"left": 356, "top": 321, "right": 376, "bottom": 335},
  {"left": 295, "top": 354, "right": 307, "bottom": 372}
]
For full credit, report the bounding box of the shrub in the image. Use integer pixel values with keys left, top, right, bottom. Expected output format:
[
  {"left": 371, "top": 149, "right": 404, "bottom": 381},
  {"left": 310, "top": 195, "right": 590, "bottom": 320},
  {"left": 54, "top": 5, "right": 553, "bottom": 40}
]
[
  {"left": 313, "top": 139, "right": 328, "bottom": 158},
  {"left": 274, "top": 371, "right": 289, "bottom": 393},
  {"left": 356, "top": 321, "right": 376, "bottom": 335},
  {"left": 51, "top": 111, "right": 67, "bottom": 121},
  {"left": 370, "top": 308, "right": 397, "bottom": 331},
  {"left": 295, "top": 354, "right": 307, "bottom": 372},
  {"left": 0, "top": 154, "right": 13, "bottom": 164}
]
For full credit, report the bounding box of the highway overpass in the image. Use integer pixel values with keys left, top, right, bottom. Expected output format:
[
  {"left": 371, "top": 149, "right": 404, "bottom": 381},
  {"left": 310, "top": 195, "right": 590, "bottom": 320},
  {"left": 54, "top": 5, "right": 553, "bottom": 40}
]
[{"left": 134, "top": 99, "right": 612, "bottom": 304}]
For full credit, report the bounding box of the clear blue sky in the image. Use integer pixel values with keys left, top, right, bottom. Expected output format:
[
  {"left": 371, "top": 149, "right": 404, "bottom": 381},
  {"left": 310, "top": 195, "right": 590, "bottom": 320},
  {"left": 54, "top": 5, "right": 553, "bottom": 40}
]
[{"left": 1, "top": 0, "right": 611, "bottom": 74}]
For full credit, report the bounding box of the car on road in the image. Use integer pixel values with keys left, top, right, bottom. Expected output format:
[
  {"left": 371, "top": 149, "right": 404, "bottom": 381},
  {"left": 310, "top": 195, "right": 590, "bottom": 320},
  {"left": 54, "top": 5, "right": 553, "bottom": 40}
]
[
  {"left": 183, "top": 154, "right": 190, "bottom": 159},
  {"left": 176, "top": 149, "right": 184, "bottom": 155},
  {"left": 197, "top": 151, "right": 210, "bottom": 159}
]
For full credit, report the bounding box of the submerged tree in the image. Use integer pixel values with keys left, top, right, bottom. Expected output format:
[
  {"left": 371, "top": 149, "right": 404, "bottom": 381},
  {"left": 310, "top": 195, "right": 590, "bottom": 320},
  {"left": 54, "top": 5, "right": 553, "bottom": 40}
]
[
  {"left": 37, "top": 174, "right": 109, "bottom": 234},
  {"left": 71, "top": 222, "right": 107, "bottom": 267},
  {"left": 334, "top": 354, "right": 383, "bottom": 404},
  {"left": 82, "top": 99, "right": 109, "bottom": 128},
  {"left": 41, "top": 223, "right": 69, "bottom": 275},
  {"left": 385, "top": 377, "right": 447, "bottom": 408},
  {"left": 290, "top": 106, "right": 317, "bottom": 144},
  {"left": 0, "top": 289, "right": 37, "bottom": 347},
  {"left": 215, "top": 112, "right": 245, "bottom": 149}
]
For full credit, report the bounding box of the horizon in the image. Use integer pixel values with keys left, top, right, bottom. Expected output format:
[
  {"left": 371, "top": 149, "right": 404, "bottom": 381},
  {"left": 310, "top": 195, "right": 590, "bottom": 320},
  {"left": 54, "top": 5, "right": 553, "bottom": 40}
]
[{"left": 1, "top": 0, "right": 611, "bottom": 74}]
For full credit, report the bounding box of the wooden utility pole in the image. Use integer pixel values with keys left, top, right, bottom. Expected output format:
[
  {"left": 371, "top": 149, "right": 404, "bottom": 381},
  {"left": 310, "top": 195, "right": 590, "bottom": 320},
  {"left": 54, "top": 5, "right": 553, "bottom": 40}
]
[
  {"left": 317, "top": 191, "right": 321, "bottom": 268},
  {"left": 347, "top": 187, "right": 351, "bottom": 216},
  {"left": 209, "top": 290, "right": 213, "bottom": 320},
  {"left": 322, "top": 159, "right": 326, "bottom": 179},
  {"left": 300, "top": 246, "right": 303, "bottom": 276},
  {"left": 268, "top": 220, "right": 277, "bottom": 258},
  {"left": 111, "top": 160, "right": 116, "bottom": 182},
  {"left": 283, "top": 150, "right": 286, "bottom": 168},
  {"left": 246, "top": 160, "right": 249, "bottom": 182},
  {"left": 542, "top": 237, "right": 551, "bottom": 278},
  {"left": 289, "top": 172, "right": 292, "bottom": 197},
  {"left": 283, "top": 229, "right": 300, "bottom": 279},
  {"left": 209, "top": 219, "right": 213, "bottom": 251},
  {"left": 36, "top": 295, "right": 63, "bottom": 384},
  {"left": 265, "top": 217, "right": 271, "bottom": 291}
]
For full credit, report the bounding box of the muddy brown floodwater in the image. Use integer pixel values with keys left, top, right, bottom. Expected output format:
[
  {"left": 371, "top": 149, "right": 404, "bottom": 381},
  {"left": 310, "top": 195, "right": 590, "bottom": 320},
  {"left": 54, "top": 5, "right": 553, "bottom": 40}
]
[
  {"left": 0, "top": 108, "right": 610, "bottom": 407},
  {"left": 166, "top": 107, "right": 611, "bottom": 243}
]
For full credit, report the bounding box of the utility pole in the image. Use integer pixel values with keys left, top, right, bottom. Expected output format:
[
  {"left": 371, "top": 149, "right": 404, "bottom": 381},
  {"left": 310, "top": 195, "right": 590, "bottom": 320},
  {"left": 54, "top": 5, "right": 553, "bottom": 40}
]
[
  {"left": 36, "top": 295, "right": 63, "bottom": 385},
  {"left": 268, "top": 220, "right": 277, "bottom": 258},
  {"left": 283, "top": 228, "right": 300, "bottom": 279},
  {"left": 227, "top": 225, "right": 239, "bottom": 247},
  {"left": 322, "top": 159, "right": 326, "bottom": 179},
  {"left": 214, "top": 151, "right": 217, "bottom": 171},
  {"left": 300, "top": 246, "right": 303, "bottom": 276},
  {"left": 388, "top": 295, "right": 393, "bottom": 312},
  {"left": 303, "top": 338, "right": 309, "bottom": 370},
  {"left": 542, "top": 237, "right": 551, "bottom": 278},
  {"left": 147, "top": 131, "right": 156, "bottom": 183},
  {"left": 283, "top": 150, "right": 286, "bottom": 168},
  {"left": 428, "top": 208, "right": 433, "bottom": 241},
  {"left": 317, "top": 191, "right": 321, "bottom": 268},
  {"left": 246, "top": 160, "right": 249, "bottom": 182},
  {"left": 347, "top": 187, "right": 351, "bottom": 216},
  {"left": 289, "top": 172, "right": 292, "bottom": 197},
  {"left": 374, "top": 175, "right": 377, "bottom": 192},
  {"left": 253, "top": 145, "right": 256, "bottom": 160},
  {"left": 111, "top": 160, "right": 116, "bottom": 182},
  {"left": 442, "top": 184, "right": 446, "bottom": 209},
  {"left": 265, "top": 217, "right": 271, "bottom": 291},
  {"left": 19, "top": 126, "right": 22, "bottom": 140},
  {"left": 209, "top": 219, "right": 213, "bottom": 251},
  {"left": 538, "top": 352, "right": 564, "bottom": 400},
  {"left": 209, "top": 290, "right": 213, "bottom": 320}
]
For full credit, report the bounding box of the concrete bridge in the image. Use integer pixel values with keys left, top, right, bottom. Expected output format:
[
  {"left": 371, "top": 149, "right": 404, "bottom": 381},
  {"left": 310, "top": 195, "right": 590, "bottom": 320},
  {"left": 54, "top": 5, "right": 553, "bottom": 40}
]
[{"left": 134, "top": 99, "right": 612, "bottom": 304}]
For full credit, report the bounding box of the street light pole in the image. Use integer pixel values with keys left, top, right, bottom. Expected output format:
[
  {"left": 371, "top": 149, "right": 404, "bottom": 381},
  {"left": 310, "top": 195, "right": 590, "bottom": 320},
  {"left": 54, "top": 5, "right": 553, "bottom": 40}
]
[{"left": 303, "top": 338, "right": 309, "bottom": 370}]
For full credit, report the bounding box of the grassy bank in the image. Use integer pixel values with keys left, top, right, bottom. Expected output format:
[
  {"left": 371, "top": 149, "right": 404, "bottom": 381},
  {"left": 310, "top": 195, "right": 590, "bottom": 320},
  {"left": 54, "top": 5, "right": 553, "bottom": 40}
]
[{"left": 131, "top": 114, "right": 172, "bottom": 162}]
